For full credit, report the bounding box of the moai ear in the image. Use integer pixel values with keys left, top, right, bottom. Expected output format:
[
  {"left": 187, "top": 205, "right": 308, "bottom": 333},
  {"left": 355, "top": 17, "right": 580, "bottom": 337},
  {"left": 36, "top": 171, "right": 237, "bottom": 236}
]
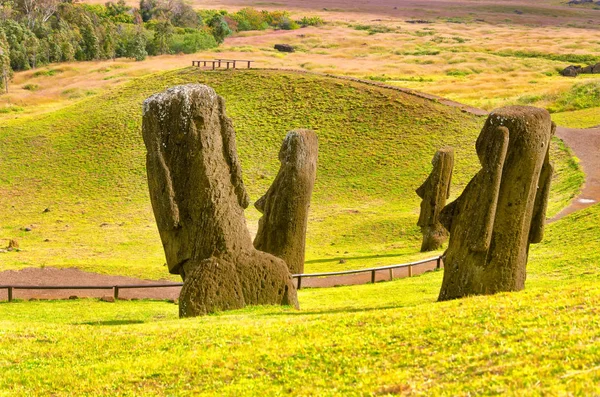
[
  {"left": 469, "top": 126, "right": 509, "bottom": 252},
  {"left": 529, "top": 141, "right": 554, "bottom": 244}
]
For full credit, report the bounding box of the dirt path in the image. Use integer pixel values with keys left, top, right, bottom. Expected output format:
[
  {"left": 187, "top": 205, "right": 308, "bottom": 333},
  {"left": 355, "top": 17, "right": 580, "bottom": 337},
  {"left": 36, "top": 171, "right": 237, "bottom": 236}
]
[
  {"left": 551, "top": 126, "right": 600, "bottom": 221},
  {"left": 0, "top": 267, "right": 181, "bottom": 301}
]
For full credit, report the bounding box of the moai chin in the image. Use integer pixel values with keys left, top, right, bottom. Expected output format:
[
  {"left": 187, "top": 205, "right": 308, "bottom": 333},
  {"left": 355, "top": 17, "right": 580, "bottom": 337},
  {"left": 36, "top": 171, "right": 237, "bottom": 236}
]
[
  {"left": 438, "top": 106, "right": 554, "bottom": 301},
  {"left": 142, "top": 84, "right": 299, "bottom": 317},
  {"left": 254, "top": 129, "right": 319, "bottom": 275},
  {"left": 416, "top": 147, "right": 454, "bottom": 252}
]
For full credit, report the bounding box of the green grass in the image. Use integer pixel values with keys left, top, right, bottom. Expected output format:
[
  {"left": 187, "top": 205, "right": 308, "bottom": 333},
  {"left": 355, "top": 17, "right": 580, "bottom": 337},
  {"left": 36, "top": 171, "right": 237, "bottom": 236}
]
[
  {"left": 548, "top": 80, "right": 600, "bottom": 113},
  {"left": 0, "top": 68, "right": 582, "bottom": 280},
  {"left": 2, "top": 201, "right": 600, "bottom": 395},
  {"left": 553, "top": 107, "right": 600, "bottom": 128}
]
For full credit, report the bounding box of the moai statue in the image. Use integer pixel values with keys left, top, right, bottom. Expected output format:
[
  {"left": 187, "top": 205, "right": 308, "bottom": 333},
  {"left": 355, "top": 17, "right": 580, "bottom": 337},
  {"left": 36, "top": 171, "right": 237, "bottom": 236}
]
[
  {"left": 142, "top": 84, "right": 299, "bottom": 317},
  {"left": 416, "top": 147, "right": 454, "bottom": 252},
  {"left": 254, "top": 130, "right": 318, "bottom": 275},
  {"left": 438, "top": 106, "right": 554, "bottom": 301}
]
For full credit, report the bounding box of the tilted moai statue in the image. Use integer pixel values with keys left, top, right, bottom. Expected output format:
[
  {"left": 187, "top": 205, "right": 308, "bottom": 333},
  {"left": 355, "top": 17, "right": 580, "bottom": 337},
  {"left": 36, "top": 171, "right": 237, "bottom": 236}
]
[
  {"left": 142, "top": 84, "right": 299, "bottom": 317},
  {"left": 416, "top": 147, "right": 454, "bottom": 252},
  {"left": 438, "top": 106, "right": 554, "bottom": 301},
  {"left": 254, "top": 130, "right": 318, "bottom": 275}
]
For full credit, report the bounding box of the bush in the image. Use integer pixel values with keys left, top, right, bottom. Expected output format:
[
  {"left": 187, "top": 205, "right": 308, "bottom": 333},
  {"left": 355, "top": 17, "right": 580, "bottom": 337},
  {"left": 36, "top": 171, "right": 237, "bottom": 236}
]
[
  {"left": 232, "top": 8, "right": 269, "bottom": 31},
  {"left": 297, "top": 16, "right": 324, "bottom": 27},
  {"left": 168, "top": 31, "right": 217, "bottom": 54},
  {"left": 22, "top": 84, "right": 39, "bottom": 91},
  {"left": 353, "top": 24, "right": 395, "bottom": 34}
]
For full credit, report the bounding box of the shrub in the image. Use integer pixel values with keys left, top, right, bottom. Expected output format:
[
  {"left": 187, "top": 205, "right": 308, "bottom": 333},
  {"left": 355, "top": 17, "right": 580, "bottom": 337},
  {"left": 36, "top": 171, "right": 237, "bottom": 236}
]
[
  {"left": 168, "top": 31, "right": 217, "bottom": 54},
  {"left": 353, "top": 24, "right": 395, "bottom": 34},
  {"left": 297, "top": 16, "right": 324, "bottom": 27},
  {"left": 22, "top": 84, "right": 39, "bottom": 91}
]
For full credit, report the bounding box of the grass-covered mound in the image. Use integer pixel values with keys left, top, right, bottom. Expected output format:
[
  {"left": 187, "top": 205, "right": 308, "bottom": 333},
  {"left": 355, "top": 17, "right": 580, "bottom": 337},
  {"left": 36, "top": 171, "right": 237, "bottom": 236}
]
[
  {"left": 0, "top": 68, "right": 582, "bottom": 279},
  {"left": 2, "top": 202, "right": 600, "bottom": 395}
]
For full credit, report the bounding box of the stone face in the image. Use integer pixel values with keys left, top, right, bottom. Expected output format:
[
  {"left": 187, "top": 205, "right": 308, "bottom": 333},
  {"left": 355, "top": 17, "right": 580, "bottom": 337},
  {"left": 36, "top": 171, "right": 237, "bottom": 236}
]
[
  {"left": 438, "top": 106, "right": 554, "bottom": 301},
  {"left": 416, "top": 148, "right": 454, "bottom": 252},
  {"left": 254, "top": 130, "right": 318, "bottom": 274},
  {"left": 142, "top": 84, "right": 299, "bottom": 317}
]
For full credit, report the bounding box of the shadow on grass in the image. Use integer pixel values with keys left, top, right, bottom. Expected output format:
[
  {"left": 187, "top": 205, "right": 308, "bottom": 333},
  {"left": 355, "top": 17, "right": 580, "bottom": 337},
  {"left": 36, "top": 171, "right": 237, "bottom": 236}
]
[
  {"left": 258, "top": 303, "right": 431, "bottom": 317},
  {"left": 76, "top": 319, "right": 146, "bottom": 326}
]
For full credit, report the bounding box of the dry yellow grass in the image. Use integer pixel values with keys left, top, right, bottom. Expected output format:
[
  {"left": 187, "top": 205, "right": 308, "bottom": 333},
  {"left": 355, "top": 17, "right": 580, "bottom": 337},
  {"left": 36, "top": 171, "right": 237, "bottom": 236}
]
[{"left": 2, "top": 0, "right": 598, "bottom": 121}]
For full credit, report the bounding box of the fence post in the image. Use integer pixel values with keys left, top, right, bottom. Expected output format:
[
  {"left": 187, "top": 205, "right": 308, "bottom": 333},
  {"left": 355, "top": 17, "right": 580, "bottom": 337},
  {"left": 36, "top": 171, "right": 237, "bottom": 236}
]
[
  {"left": 408, "top": 265, "right": 412, "bottom": 277},
  {"left": 297, "top": 276, "right": 302, "bottom": 290},
  {"left": 113, "top": 286, "right": 119, "bottom": 300},
  {"left": 436, "top": 256, "right": 441, "bottom": 269},
  {"left": 8, "top": 287, "right": 13, "bottom": 302},
  {"left": 389, "top": 268, "right": 393, "bottom": 281},
  {"left": 371, "top": 270, "right": 376, "bottom": 284},
  {"left": 247, "top": 61, "right": 251, "bottom": 69}
]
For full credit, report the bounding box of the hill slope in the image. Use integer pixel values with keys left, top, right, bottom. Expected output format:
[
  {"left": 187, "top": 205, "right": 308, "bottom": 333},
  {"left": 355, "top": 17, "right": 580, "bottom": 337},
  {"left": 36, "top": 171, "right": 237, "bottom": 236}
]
[
  {"left": 0, "top": 68, "right": 582, "bottom": 279},
  {"left": 2, "top": 201, "right": 600, "bottom": 394}
]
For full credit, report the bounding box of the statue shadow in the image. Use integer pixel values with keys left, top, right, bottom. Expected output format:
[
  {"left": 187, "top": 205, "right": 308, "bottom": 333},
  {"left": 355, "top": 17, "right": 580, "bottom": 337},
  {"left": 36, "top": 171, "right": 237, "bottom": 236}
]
[
  {"left": 75, "top": 319, "right": 146, "bottom": 326},
  {"left": 259, "top": 304, "right": 414, "bottom": 317}
]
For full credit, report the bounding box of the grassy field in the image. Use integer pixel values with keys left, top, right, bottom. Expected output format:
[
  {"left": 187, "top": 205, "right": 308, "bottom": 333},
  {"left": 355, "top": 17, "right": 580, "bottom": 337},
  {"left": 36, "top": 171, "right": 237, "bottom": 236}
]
[
  {"left": 2, "top": 200, "right": 600, "bottom": 395},
  {"left": 0, "top": 68, "right": 582, "bottom": 279},
  {"left": 0, "top": 2, "right": 598, "bottom": 394}
]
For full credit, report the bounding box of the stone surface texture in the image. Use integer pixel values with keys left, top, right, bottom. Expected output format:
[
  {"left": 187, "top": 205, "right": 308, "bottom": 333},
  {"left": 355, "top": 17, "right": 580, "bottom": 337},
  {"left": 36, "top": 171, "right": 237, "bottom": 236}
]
[
  {"left": 438, "top": 106, "right": 554, "bottom": 301},
  {"left": 254, "top": 130, "right": 318, "bottom": 274},
  {"left": 416, "top": 147, "right": 454, "bottom": 252},
  {"left": 142, "top": 84, "right": 298, "bottom": 317}
]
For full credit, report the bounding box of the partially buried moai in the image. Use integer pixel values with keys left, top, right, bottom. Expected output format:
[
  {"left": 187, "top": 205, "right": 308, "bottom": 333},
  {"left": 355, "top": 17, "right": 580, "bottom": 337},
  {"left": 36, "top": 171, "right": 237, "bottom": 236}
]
[
  {"left": 254, "top": 130, "right": 318, "bottom": 275},
  {"left": 416, "top": 147, "right": 454, "bottom": 252},
  {"left": 438, "top": 106, "right": 554, "bottom": 301},
  {"left": 142, "top": 84, "right": 299, "bottom": 317}
]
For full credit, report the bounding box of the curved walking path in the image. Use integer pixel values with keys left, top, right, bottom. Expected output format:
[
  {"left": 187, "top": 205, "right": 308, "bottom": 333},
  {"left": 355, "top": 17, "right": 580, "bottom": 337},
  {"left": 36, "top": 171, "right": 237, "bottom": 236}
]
[
  {"left": 551, "top": 126, "right": 600, "bottom": 221},
  {"left": 2, "top": 69, "right": 599, "bottom": 300}
]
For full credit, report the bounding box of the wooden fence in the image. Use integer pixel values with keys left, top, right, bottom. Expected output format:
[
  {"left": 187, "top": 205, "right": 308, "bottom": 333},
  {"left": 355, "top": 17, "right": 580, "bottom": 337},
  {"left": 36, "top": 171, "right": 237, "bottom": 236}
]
[{"left": 0, "top": 256, "right": 443, "bottom": 302}]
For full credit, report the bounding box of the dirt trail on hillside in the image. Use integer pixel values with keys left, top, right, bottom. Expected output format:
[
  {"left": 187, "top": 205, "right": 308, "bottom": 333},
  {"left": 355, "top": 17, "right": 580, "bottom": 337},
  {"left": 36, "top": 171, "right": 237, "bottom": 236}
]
[
  {"left": 551, "top": 126, "right": 600, "bottom": 221},
  {"left": 0, "top": 267, "right": 181, "bottom": 301}
]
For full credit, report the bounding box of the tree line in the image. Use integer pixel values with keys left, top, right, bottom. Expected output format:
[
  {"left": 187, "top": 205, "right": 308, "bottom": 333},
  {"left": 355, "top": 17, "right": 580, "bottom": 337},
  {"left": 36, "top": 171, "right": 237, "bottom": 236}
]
[{"left": 0, "top": 0, "right": 323, "bottom": 91}]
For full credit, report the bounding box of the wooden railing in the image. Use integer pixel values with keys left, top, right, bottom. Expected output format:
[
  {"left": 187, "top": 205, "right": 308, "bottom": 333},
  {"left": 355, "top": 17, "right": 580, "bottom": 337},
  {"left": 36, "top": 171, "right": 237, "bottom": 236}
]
[
  {"left": 192, "top": 59, "right": 254, "bottom": 69},
  {"left": 291, "top": 256, "right": 442, "bottom": 289},
  {"left": 0, "top": 257, "right": 443, "bottom": 301}
]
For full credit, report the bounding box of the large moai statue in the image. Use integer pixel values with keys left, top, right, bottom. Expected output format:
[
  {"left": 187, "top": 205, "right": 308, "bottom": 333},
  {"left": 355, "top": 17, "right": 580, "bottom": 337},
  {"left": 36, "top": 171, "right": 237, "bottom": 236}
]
[
  {"left": 438, "top": 106, "right": 554, "bottom": 301},
  {"left": 254, "top": 130, "right": 318, "bottom": 275},
  {"left": 416, "top": 147, "right": 454, "bottom": 252},
  {"left": 142, "top": 84, "right": 299, "bottom": 317}
]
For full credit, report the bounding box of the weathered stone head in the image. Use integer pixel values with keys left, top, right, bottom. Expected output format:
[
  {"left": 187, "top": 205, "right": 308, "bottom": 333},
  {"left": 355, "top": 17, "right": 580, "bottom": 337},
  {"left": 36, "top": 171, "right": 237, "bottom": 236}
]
[
  {"left": 142, "top": 84, "right": 298, "bottom": 317},
  {"left": 438, "top": 106, "right": 554, "bottom": 301},
  {"left": 416, "top": 147, "right": 454, "bottom": 252},
  {"left": 254, "top": 129, "right": 319, "bottom": 274},
  {"left": 142, "top": 85, "right": 249, "bottom": 277}
]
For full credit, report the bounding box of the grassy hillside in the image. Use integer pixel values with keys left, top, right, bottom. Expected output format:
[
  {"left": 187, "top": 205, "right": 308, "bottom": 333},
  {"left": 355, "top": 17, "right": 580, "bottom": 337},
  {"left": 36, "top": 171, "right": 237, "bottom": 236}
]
[
  {"left": 0, "top": 68, "right": 582, "bottom": 279},
  {"left": 2, "top": 201, "right": 600, "bottom": 395}
]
